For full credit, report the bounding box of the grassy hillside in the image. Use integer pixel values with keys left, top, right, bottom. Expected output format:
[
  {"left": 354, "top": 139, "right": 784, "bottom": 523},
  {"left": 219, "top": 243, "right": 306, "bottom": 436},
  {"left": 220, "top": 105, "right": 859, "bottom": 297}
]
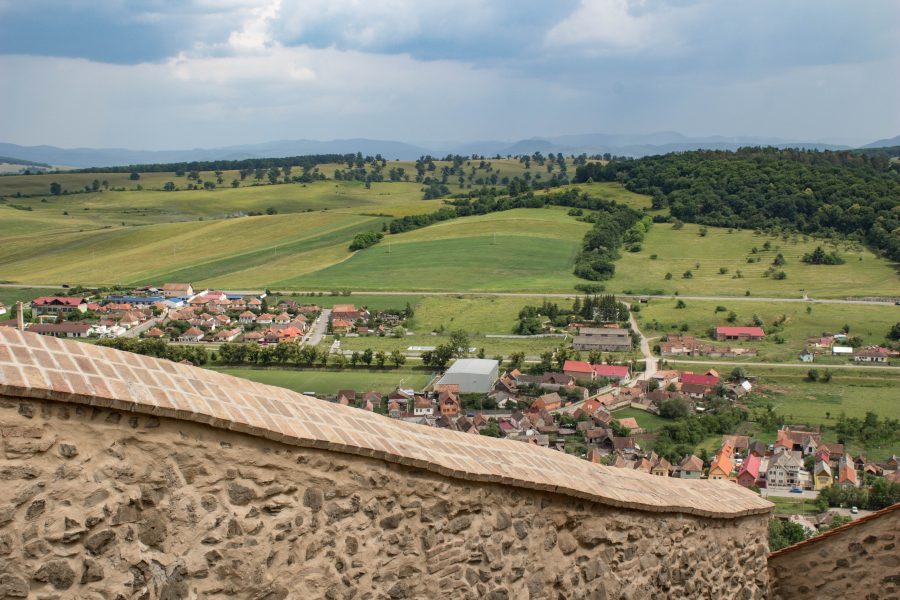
[
  {"left": 278, "top": 208, "right": 591, "bottom": 292},
  {"left": 609, "top": 222, "right": 899, "bottom": 298}
]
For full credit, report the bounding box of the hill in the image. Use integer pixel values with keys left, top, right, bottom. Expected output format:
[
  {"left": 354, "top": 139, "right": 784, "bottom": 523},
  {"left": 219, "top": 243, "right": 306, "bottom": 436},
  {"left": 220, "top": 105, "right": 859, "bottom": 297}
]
[
  {"left": 861, "top": 134, "right": 900, "bottom": 148},
  {"left": 575, "top": 147, "right": 900, "bottom": 262}
]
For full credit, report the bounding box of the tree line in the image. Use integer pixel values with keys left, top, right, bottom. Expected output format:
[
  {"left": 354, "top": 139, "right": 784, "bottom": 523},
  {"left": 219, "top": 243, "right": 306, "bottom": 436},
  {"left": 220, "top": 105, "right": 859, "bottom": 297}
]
[{"left": 574, "top": 147, "right": 900, "bottom": 261}]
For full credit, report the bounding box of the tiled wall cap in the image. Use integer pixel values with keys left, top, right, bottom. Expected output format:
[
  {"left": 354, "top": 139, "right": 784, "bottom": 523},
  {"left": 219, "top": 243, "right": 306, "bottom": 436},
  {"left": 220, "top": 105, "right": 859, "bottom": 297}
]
[{"left": 0, "top": 329, "right": 772, "bottom": 518}]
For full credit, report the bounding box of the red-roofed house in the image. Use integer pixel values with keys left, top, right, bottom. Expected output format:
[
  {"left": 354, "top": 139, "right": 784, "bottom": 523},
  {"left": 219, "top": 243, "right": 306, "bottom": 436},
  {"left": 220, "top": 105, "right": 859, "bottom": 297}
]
[
  {"left": 680, "top": 372, "right": 720, "bottom": 399},
  {"left": 32, "top": 297, "right": 87, "bottom": 316},
  {"left": 715, "top": 326, "right": 765, "bottom": 341},
  {"left": 593, "top": 364, "right": 630, "bottom": 383},
  {"left": 562, "top": 360, "right": 594, "bottom": 381},
  {"left": 736, "top": 455, "right": 761, "bottom": 488}
]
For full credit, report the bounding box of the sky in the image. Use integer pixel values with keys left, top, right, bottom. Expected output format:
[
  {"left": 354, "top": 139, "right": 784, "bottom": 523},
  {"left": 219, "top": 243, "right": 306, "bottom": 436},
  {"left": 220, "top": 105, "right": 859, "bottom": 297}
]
[{"left": 0, "top": 0, "right": 897, "bottom": 149}]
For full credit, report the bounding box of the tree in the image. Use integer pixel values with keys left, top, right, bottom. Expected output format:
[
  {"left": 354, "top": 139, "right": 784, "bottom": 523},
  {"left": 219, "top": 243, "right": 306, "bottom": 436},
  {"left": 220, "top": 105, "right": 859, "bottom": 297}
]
[
  {"left": 448, "top": 330, "right": 470, "bottom": 358},
  {"left": 375, "top": 351, "right": 387, "bottom": 368},
  {"left": 888, "top": 322, "right": 900, "bottom": 341},
  {"left": 361, "top": 348, "right": 373, "bottom": 366},
  {"left": 129, "top": 172, "right": 141, "bottom": 181},
  {"left": 807, "top": 369, "right": 819, "bottom": 382},
  {"left": 480, "top": 419, "right": 503, "bottom": 438},
  {"left": 768, "top": 516, "right": 809, "bottom": 552},
  {"left": 163, "top": 181, "right": 176, "bottom": 191},
  {"left": 390, "top": 350, "right": 406, "bottom": 368},
  {"left": 49, "top": 182, "right": 62, "bottom": 195},
  {"left": 659, "top": 397, "right": 690, "bottom": 419}
]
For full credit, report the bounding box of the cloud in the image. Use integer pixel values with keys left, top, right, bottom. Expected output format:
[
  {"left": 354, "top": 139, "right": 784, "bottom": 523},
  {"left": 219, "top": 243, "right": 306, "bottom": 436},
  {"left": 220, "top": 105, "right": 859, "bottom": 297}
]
[{"left": 227, "top": 0, "right": 281, "bottom": 51}]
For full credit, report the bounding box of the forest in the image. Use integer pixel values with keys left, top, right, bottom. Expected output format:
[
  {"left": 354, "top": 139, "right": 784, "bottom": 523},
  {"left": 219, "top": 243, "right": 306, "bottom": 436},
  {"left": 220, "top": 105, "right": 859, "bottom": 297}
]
[{"left": 574, "top": 148, "right": 900, "bottom": 261}]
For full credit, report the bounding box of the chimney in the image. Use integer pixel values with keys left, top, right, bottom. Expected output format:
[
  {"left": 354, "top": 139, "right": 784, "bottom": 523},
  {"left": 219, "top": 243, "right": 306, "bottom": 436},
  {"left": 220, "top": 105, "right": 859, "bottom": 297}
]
[{"left": 16, "top": 301, "right": 25, "bottom": 331}]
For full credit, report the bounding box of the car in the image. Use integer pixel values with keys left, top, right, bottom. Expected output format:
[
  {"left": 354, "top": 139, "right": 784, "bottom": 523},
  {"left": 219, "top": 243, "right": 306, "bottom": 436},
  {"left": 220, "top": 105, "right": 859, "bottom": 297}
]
[
  {"left": 850, "top": 506, "right": 859, "bottom": 514},
  {"left": 790, "top": 487, "right": 803, "bottom": 493}
]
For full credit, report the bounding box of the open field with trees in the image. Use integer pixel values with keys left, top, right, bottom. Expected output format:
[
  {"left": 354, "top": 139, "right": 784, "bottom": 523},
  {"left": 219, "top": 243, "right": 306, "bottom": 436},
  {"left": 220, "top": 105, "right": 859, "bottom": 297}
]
[
  {"left": 212, "top": 366, "right": 434, "bottom": 395},
  {"left": 610, "top": 222, "right": 899, "bottom": 298},
  {"left": 638, "top": 297, "right": 899, "bottom": 362}
]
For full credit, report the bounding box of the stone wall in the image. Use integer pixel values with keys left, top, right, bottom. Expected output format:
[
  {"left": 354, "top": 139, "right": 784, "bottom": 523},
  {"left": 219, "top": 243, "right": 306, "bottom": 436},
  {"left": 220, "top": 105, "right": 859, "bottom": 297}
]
[
  {"left": 767, "top": 505, "right": 900, "bottom": 600},
  {"left": 1, "top": 396, "right": 770, "bottom": 599}
]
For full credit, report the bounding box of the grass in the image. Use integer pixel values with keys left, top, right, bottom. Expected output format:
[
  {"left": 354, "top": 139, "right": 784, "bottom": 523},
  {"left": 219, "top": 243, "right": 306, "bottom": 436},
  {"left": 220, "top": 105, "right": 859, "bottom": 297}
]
[
  {"left": 610, "top": 407, "right": 671, "bottom": 432},
  {"left": 335, "top": 333, "right": 567, "bottom": 359},
  {"left": 0, "top": 287, "right": 53, "bottom": 308},
  {"left": 280, "top": 208, "right": 591, "bottom": 292},
  {"left": 212, "top": 366, "right": 435, "bottom": 395},
  {"left": 767, "top": 497, "right": 821, "bottom": 516},
  {"left": 273, "top": 294, "right": 425, "bottom": 312},
  {"left": 637, "top": 298, "right": 898, "bottom": 363},
  {"left": 410, "top": 295, "right": 563, "bottom": 334},
  {"left": 609, "top": 222, "right": 899, "bottom": 299}
]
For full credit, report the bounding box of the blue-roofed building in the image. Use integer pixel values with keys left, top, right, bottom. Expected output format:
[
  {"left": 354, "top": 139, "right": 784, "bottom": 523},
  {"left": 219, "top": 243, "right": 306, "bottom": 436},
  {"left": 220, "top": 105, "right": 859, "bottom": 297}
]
[{"left": 105, "top": 295, "right": 165, "bottom": 305}]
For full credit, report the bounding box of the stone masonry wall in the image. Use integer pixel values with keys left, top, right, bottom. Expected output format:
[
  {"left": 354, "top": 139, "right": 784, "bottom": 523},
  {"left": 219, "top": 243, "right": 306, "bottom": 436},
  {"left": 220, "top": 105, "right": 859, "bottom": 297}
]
[
  {"left": 767, "top": 505, "right": 900, "bottom": 600},
  {"left": 0, "top": 396, "right": 770, "bottom": 599}
]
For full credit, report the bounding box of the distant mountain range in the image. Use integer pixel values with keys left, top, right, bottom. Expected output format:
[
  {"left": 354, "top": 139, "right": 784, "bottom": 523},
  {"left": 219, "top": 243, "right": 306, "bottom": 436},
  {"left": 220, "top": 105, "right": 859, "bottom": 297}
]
[{"left": 0, "top": 131, "right": 895, "bottom": 169}]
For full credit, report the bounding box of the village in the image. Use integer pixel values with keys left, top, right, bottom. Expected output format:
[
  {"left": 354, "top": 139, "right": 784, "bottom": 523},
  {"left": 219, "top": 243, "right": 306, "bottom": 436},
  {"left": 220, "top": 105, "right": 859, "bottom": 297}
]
[{"left": 2, "top": 283, "right": 898, "bottom": 522}]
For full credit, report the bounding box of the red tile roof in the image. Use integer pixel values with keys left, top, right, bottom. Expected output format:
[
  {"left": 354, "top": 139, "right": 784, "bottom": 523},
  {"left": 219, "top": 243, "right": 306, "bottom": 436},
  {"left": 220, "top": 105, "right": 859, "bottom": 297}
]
[
  {"left": 716, "top": 326, "right": 765, "bottom": 337},
  {"left": 593, "top": 364, "right": 629, "bottom": 378},
  {"left": 562, "top": 360, "right": 593, "bottom": 374},
  {"left": 32, "top": 296, "right": 84, "bottom": 306},
  {"left": 681, "top": 373, "right": 719, "bottom": 386}
]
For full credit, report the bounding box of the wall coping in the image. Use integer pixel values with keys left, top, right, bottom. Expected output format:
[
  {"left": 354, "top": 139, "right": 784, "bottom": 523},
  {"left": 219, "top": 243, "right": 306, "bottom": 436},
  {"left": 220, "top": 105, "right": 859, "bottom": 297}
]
[
  {"left": 0, "top": 329, "right": 772, "bottom": 519},
  {"left": 768, "top": 502, "right": 899, "bottom": 559}
]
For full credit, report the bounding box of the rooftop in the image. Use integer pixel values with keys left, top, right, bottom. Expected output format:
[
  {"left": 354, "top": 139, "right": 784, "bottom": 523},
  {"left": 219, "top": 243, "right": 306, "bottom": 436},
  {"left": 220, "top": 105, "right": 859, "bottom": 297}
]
[
  {"left": 0, "top": 328, "right": 771, "bottom": 519},
  {"left": 444, "top": 358, "right": 499, "bottom": 375}
]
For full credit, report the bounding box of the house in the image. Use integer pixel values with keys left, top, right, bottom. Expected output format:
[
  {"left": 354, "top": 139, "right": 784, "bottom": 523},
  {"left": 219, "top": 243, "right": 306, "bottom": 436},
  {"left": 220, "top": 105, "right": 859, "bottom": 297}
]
[
  {"left": 708, "top": 445, "right": 733, "bottom": 480},
  {"left": 775, "top": 427, "right": 821, "bottom": 456},
  {"left": 331, "top": 319, "right": 353, "bottom": 334},
  {"left": 748, "top": 440, "right": 768, "bottom": 458},
  {"left": 612, "top": 437, "right": 638, "bottom": 453},
  {"left": 27, "top": 322, "right": 92, "bottom": 338},
  {"left": 437, "top": 391, "right": 460, "bottom": 416},
  {"left": 837, "top": 456, "right": 859, "bottom": 488},
  {"left": 31, "top": 297, "right": 87, "bottom": 316},
  {"left": 854, "top": 346, "right": 892, "bottom": 363},
  {"left": 562, "top": 360, "right": 595, "bottom": 381},
  {"left": 274, "top": 312, "right": 292, "bottom": 325},
  {"left": 799, "top": 348, "right": 814, "bottom": 363},
  {"left": 144, "top": 327, "right": 166, "bottom": 339},
  {"left": 722, "top": 435, "right": 750, "bottom": 453},
  {"left": 593, "top": 364, "right": 630, "bottom": 383},
  {"left": 531, "top": 392, "right": 562, "bottom": 412},
  {"left": 678, "top": 454, "right": 704, "bottom": 479},
  {"left": 651, "top": 457, "right": 672, "bottom": 477},
  {"left": 736, "top": 455, "right": 761, "bottom": 488},
  {"left": 413, "top": 396, "right": 434, "bottom": 416},
  {"left": 178, "top": 327, "right": 204, "bottom": 342},
  {"left": 116, "top": 310, "right": 144, "bottom": 328},
  {"left": 212, "top": 328, "right": 242, "bottom": 342},
  {"left": 331, "top": 304, "right": 368, "bottom": 322},
  {"left": 247, "top": 298, "right": 263, "bottom": 311},
  {"left": 161, "top": 283, "right": 194, "bottom": 298},
  {"left": 387, "top": 401, "right": 401, "bottom": 418},
  {"left": 680, "top": 372, "right": 720, "bottom": 399},
  {"left": 573, "top": 327, "right": 632, "bottom": 352},
  {"left": 585, "top": 428, "right": 610, "bottom": 446},
  {"left": 236, "top": 311, "right": 257, "bottom": 325},
  {"left": 256, "top": 313, "right": 274, "bottom": 326},
  {"left": 766, "top": 449, "right": 804, "bottom": 488},
  {"left": 337, "top": 390, "right": 356, "bottom": 406},
  {"left": 542, "top": 372, "right": 574, "bottom": 386},
  {"left": 715, "top": 326, "right": 765, "bottom": 341},
  {"left": 362, "top": 390, "right": 382, "bottom": 409},
  {"left": 814, "top": 460, "right": 833, "bottom": 490},
  {"left": 242, "top": 331, "right": 264, "bottom": 343}
]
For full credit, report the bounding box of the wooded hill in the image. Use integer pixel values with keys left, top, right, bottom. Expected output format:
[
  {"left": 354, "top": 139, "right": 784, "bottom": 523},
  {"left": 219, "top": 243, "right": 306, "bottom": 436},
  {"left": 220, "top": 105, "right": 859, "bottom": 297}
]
[{"left": 574, "top": 148, "right": 900, "bottom": 261}]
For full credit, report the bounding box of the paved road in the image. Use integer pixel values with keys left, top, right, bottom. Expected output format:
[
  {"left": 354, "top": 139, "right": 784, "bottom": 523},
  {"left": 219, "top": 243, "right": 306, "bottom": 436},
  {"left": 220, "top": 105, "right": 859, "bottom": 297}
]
[
  {"left": 303, "top": 309, "right": 330, "bottom": 347},
  {"left": 666, "top": 358, "right": 898, "bottom": 371},
  {"left": 629, "top": 312, "right": 657, "bottom": 381},
  {"left": 212, "top": 289, "right": 897, "bottom": 306},
  {"left": 122, "top": 318, "right": 158, "bottom": 338},
  {"left": 761, "top": 488, "right": 819, "bottom": 500},
  {"left": 2, "top": 283, "right": 895, "bottom": 306}
]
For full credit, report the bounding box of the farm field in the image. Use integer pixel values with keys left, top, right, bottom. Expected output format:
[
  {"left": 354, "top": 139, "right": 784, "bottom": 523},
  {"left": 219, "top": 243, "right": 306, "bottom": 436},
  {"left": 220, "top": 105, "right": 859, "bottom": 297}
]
[
  {"left": 0, "top": 287, "right": 51, "bottom": 308},
  {"left": 280, "top": 208, "right": 591, "bottom": 292},
  {"left": 637, "top": 298, "right": 899, "bottom": 363},
  {"left": 608, "top": 222, "right": 899, "bottom": 299},
  {"left": 212, "top": 366, "right": 434, "bottom": 396}
]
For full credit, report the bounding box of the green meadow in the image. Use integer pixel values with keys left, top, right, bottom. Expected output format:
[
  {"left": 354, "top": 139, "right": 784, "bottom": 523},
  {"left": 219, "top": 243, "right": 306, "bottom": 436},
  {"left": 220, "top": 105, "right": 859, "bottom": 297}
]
[
  {"left": 637, "top": 298, "right": 898, "bottom": 362},
  {"left": 609, "top": 222, "right": 899, "bottom": 299},
  {"left": 213, "top": 366, "right": 434, "bottom": 395}
]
